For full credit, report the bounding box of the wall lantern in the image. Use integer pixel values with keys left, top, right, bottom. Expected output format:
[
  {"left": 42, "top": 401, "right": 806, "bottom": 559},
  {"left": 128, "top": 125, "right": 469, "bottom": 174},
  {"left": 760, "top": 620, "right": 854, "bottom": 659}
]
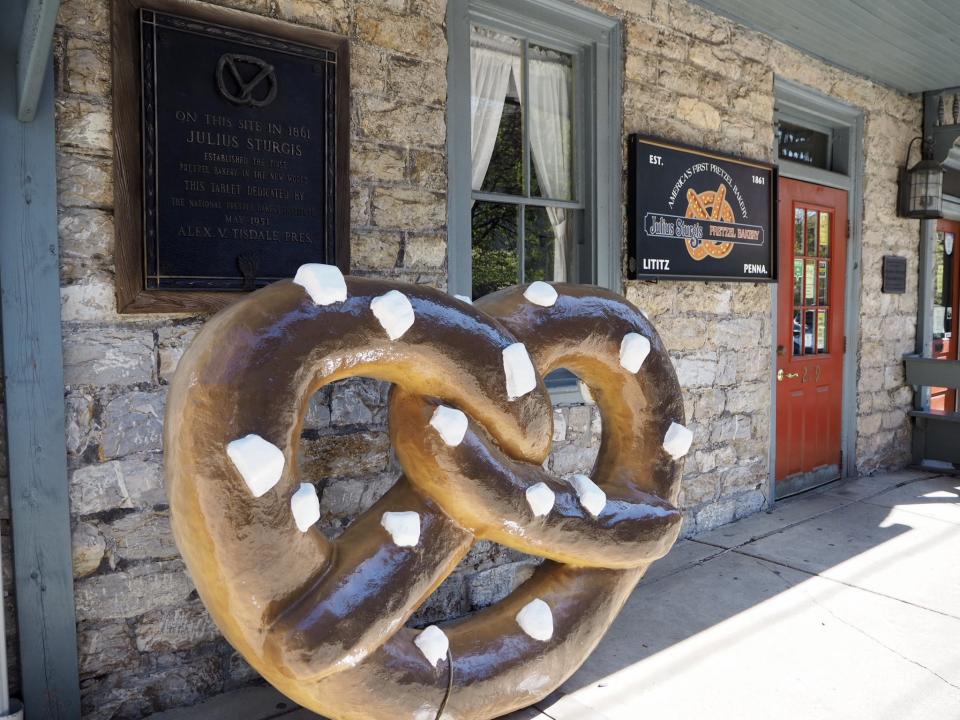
[
  {"left": 945, "top": 233, "right": 954, "bottom": 256},
  {"left": 898, "top": 137, "right": 943, "bottom": 219}
]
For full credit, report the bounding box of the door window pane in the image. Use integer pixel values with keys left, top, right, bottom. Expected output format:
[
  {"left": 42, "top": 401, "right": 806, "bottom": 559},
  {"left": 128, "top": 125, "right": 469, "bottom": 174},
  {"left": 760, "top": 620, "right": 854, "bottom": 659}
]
[
  {"left": 793, "top": 259, "right": 803, "bottom": 305},
  {"left": 794, "top": 208, "right": 804, "bottom": 255},
  {"left": 818, "top": 211, "right": 831, "bottom": 257},
  {"left": 793, "top": 310, "right": 802, "bottom": 355},
  {"left": 806, "top": 209, "right": 818, "bottom": 256},
  {"left": 529, "top": 45, "right": 574, "bottom": 201},
  {"left": 933, "top": 232, "right": 954, "bottom": 340},
  {"left": 471, "top": 200, "right": 519, "bottom": 298},
  {"left": 804, "top": 259, "right": 816, "bottom": 306},
  {"left": 472, "top": 26, "right": 523, "bottom": 196},
  {"left": 804, "top": 309, "right": 816, "bottom": 354},
  {"left": 817, "top": 260, "right": 829, "bottom": 306},
  {"left": 817, "top": 309, "right": 828, "bottom": 353}
]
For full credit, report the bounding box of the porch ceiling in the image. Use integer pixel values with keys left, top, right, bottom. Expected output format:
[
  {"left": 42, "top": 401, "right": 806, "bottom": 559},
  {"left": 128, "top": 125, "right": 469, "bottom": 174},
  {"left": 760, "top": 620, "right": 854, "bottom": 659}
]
[{"left": 690, "top": 0, "right": 960, "bottom": 94}]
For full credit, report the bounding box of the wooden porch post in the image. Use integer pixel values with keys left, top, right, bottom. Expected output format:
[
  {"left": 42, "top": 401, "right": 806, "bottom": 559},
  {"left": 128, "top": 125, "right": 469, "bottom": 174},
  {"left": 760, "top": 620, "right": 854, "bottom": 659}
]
[{"left": 0, "top": 0, "right": 82, "bottom": 716}]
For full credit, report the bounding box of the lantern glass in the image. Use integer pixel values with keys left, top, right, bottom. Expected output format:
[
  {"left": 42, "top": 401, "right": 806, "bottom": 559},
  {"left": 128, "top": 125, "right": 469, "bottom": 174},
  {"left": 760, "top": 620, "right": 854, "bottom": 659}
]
[{"left": 906, "top": 158, "right": 943, "bottom": 218}]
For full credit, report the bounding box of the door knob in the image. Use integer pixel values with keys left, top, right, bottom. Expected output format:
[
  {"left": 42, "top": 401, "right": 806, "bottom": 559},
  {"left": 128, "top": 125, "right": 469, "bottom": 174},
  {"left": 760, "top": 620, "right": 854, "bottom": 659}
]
[{"left": 777, "top": 369, "right": 799, "bottom": 381}]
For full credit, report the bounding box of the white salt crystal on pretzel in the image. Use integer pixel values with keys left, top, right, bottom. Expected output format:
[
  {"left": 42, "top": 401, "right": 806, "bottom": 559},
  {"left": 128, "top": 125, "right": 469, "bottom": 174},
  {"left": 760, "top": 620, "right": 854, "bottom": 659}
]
[
  {"left": 516, "top": 598, "right": 553, "bottom": 641},
  {"left": 525, "top": 482, "right": 555, "bottom": 518},
  {"left": 381, "top": 511, "right": 421, "bottom": 547},
  {"left": 226, "top": 434, "right": 284, "bottom": 498},
  {"left": 619, "top": 332, "right": 651, "bottom": 373},
  {"left": 371, "top": 290, "right": 415, "bottom": 340},
  {"left": 502, "top": 343, "right": 537, "bottom": 400},
  {"left": 430, "top": 405, "right": 468, "bottom": 447},
  {"left": 293, "top": 264, "right": 347, "bottom": 305},
  {"left": 662, "top": 421, "right": 693, "bottom": 459},
  {"left": 523, "top": 281, "right": 558, "bottom": 307},
  {"left": 290, "top": 483, "right": 320, "bottom": 532},
  {"left": 414, "top": 625, "right": 449, "bottom": 667},
  {"left": 569, "top": 474, "right": 606, "bottom": 517}
]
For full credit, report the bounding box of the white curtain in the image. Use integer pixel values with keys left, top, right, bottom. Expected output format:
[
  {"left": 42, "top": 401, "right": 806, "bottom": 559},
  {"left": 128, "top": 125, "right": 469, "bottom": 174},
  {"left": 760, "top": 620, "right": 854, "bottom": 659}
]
[
  {"left": 469, "top": 30, "right": 573, "bottom": 282},
  {"left": 526, "top": 55, "right": 572, "bottom": 282},
  {"left": 470, "top": 39, "right": 519, "bottom": 192}
]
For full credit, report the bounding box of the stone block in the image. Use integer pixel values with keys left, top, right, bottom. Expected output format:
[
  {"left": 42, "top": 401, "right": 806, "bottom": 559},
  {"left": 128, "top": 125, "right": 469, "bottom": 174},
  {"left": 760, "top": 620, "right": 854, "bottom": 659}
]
[
  {"left": 77, "top": 622, "right": 138, "bottom": 678},
  {"left": 330, "top": 378, "right": 388, "bottom": 426},
  {"left": 351, "top": 231, "right": 402, "bottom": 269},
  {"left": 371, "top": 185, "right": 446, "bottom": 230},
  {"left": 409, "top": 149, "right": 446, "bottom": 189},
  {"left": 134, "top": 601, "right": 220, "bottom": 653},
  {"left": 62, "top": 327, "right": 155, "bottom": 385},
  {"left": 101, "top": 511, "right": 178, "bottom": 562},
  {"left": 466, "top": 561, "right": 537, "bottom": 610},
  {"left": 355, "top": 7, "right": 446, "bottom": 63},
  {"left": 65, "top": 36, "right": 111, "bottom": 95},
  {"left": 404, "top": 234, "right": 446, "bottom": 269},
  {"left": 74, "top": 560, "right": 194, "bottom": 621},
  {"left": 100, "top": 391, "right": 165, "bottom": 459},
  {"left": 73, "top": 521, "right": 105, "bottom": 578},
  {"left": 56, "top": 97, "right": 111, "bottom": 153},
  {"left": 351, "top": 142, "right": 407, "bottom": 183},
  {"left": 70, "top": 456, "right": 166, "bottom": 516},
  {"left": 57, "top": 0, "right": 110, "bottom": 36},
  {"left": 302, "top": 431, "right": 392, "bottom": 478},
  {"left": 58, "top": 152, "right": 112, "bottom": 208},
  {"left": 358, "top": 95, "right": 445, "bottom": 148},
  {"left": 60, "top": 275, "right": 118, "bottom": 322}
]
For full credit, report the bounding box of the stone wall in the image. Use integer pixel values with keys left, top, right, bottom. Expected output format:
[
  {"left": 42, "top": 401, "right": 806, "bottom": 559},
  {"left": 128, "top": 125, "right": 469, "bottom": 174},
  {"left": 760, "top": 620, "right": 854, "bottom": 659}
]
[
  {"left": 44, "top": 0, "right": 921, "bottom": 716},
  {"left": 589, "top": 0, "right": 921, "bottom": 529},
  {"left": 55, "top": 0, "right": 451, "bottom": 716}
]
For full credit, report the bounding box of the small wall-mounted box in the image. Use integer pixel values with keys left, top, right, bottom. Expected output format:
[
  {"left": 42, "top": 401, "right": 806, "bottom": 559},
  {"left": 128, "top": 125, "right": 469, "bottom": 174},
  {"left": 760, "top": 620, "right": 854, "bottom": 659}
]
[{"left": 882, "top": 255, "right": 907, "bottom": 294}]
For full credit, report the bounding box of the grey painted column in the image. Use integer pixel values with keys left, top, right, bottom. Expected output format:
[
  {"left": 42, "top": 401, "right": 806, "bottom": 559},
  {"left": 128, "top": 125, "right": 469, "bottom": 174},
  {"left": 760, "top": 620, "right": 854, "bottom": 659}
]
[
  {"left": 0, "top": 0, "right": 82, "bottom": 716},
  {"left": 915, "top": 219, "right": 935, "bottom": 410}
]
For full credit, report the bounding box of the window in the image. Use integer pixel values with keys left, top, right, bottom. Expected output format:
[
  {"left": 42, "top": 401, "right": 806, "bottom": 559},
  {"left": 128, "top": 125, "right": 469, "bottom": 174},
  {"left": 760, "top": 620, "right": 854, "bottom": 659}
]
[{"left": 447, "top": 0, "right": 622, "bottom": 300}]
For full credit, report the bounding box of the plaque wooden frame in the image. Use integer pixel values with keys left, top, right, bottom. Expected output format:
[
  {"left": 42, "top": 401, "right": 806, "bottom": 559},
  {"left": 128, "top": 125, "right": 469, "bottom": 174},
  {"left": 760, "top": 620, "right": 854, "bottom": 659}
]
[{"left": 111, "top": 0, "right": 350, "bottom": 313}]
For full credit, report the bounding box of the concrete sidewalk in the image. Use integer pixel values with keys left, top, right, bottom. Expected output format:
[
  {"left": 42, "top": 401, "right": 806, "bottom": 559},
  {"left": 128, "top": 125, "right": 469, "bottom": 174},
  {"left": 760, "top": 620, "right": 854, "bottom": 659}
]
[{"left": 151, "top": 469, "right": 960, "bottom": 720}]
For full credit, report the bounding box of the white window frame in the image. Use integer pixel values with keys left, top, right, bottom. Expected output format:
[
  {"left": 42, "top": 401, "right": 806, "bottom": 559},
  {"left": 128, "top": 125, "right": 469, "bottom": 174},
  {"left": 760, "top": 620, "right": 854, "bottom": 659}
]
[{"left": 446, "top": 0, "right": 623, "bottom": 297}]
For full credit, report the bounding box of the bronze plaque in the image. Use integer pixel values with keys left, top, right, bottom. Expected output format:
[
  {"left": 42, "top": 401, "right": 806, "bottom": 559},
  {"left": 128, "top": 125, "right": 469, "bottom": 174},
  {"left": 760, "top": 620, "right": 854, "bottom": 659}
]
[{"left": 112, "top": 0, "right": 349, "bottom": 312}]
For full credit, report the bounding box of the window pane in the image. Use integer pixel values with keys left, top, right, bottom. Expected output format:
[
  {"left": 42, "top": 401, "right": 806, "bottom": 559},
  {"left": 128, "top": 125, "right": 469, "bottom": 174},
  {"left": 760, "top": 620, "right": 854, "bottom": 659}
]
[
  {"left": 817, "top": 309, "right": 828, "bottom": 353},
  {"left": 525, "top": 205, "right": 576, "bottom": 282},
  {"left": 793, "top": 310, "right": 802, "bottom": 355},
  {"left": 529, "top": 44, "right": 574, "bottom": 201},
  {"left": 818, "top": 211, "right": 831, "bottom": 257},
  {"left": 817, "top": 260, "right": 829, "bottom": 306},
  {"left": 778, "top": 121, "right": 831, "bottom": 169},
  {"left": 794, "top": 208, "right": 804, "bottom": 255},
  {"left": 471, "top": 26, "right": 523, "bottom": 196},
  {"left": 804, "top": 259, "right": 816, "bottom": 306},
  {"left": 471, "top": 200, "right": 519, "bottom": 298},
  {"left": 804, "top": 309, "right": 816, "bottom": 354},
  {"left": 793, "top": 259, "right": 803, "bottom": 305},
  {"left": 806, "top": 209, "right": 818, "bottom": 256}
]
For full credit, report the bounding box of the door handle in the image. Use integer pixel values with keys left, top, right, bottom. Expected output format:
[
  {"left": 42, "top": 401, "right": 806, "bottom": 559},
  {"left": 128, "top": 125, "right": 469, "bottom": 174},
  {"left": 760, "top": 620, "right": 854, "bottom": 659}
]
[{"left": 777, "top": 369, "right": 800, "bottom": 381}]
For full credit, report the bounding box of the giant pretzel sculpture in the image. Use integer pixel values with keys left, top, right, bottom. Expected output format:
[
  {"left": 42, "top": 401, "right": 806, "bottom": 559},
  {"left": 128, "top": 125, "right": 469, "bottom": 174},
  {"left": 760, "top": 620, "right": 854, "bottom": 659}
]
[{"left": 165, "top": 266, "right": 692, "bottom": 720}]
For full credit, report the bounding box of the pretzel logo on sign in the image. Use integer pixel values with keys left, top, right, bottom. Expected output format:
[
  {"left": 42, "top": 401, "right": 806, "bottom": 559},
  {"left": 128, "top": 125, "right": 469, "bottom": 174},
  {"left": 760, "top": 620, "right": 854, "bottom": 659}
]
[
  {"left": 165, "top": 268, "right": 692, "bottom": 720},
  {"left": 684, "top": 184, "right": 735, "bottom": 260}
]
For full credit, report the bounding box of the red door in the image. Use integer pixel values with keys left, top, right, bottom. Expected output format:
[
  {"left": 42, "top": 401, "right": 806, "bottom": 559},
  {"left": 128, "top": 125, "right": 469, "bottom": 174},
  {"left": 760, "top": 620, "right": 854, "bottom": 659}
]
[
  {"left": 931, "top": 219, "right": 960, "bottom": 412},
  {"left": 776, "top": 179, "right": 847, "bottom": 496}
]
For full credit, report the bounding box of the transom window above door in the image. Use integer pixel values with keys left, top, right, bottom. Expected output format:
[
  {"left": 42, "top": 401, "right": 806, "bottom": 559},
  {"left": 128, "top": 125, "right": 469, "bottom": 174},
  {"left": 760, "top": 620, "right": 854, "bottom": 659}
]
[{"left": 447, "top": 0, "right": 622, "bottom": 301}]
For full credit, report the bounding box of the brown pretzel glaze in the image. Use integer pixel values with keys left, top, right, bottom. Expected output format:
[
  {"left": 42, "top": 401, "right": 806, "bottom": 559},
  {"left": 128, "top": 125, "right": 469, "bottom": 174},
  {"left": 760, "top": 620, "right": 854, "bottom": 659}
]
[{"left": 165, "top": 275, "right": 687, "bottom": 720}]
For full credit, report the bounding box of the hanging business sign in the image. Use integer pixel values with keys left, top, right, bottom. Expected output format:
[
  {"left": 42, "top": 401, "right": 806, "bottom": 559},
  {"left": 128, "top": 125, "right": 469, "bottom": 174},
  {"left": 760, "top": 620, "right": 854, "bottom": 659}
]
[{"left": 628, "top": 135, "right": 777, "bottom": 282}]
